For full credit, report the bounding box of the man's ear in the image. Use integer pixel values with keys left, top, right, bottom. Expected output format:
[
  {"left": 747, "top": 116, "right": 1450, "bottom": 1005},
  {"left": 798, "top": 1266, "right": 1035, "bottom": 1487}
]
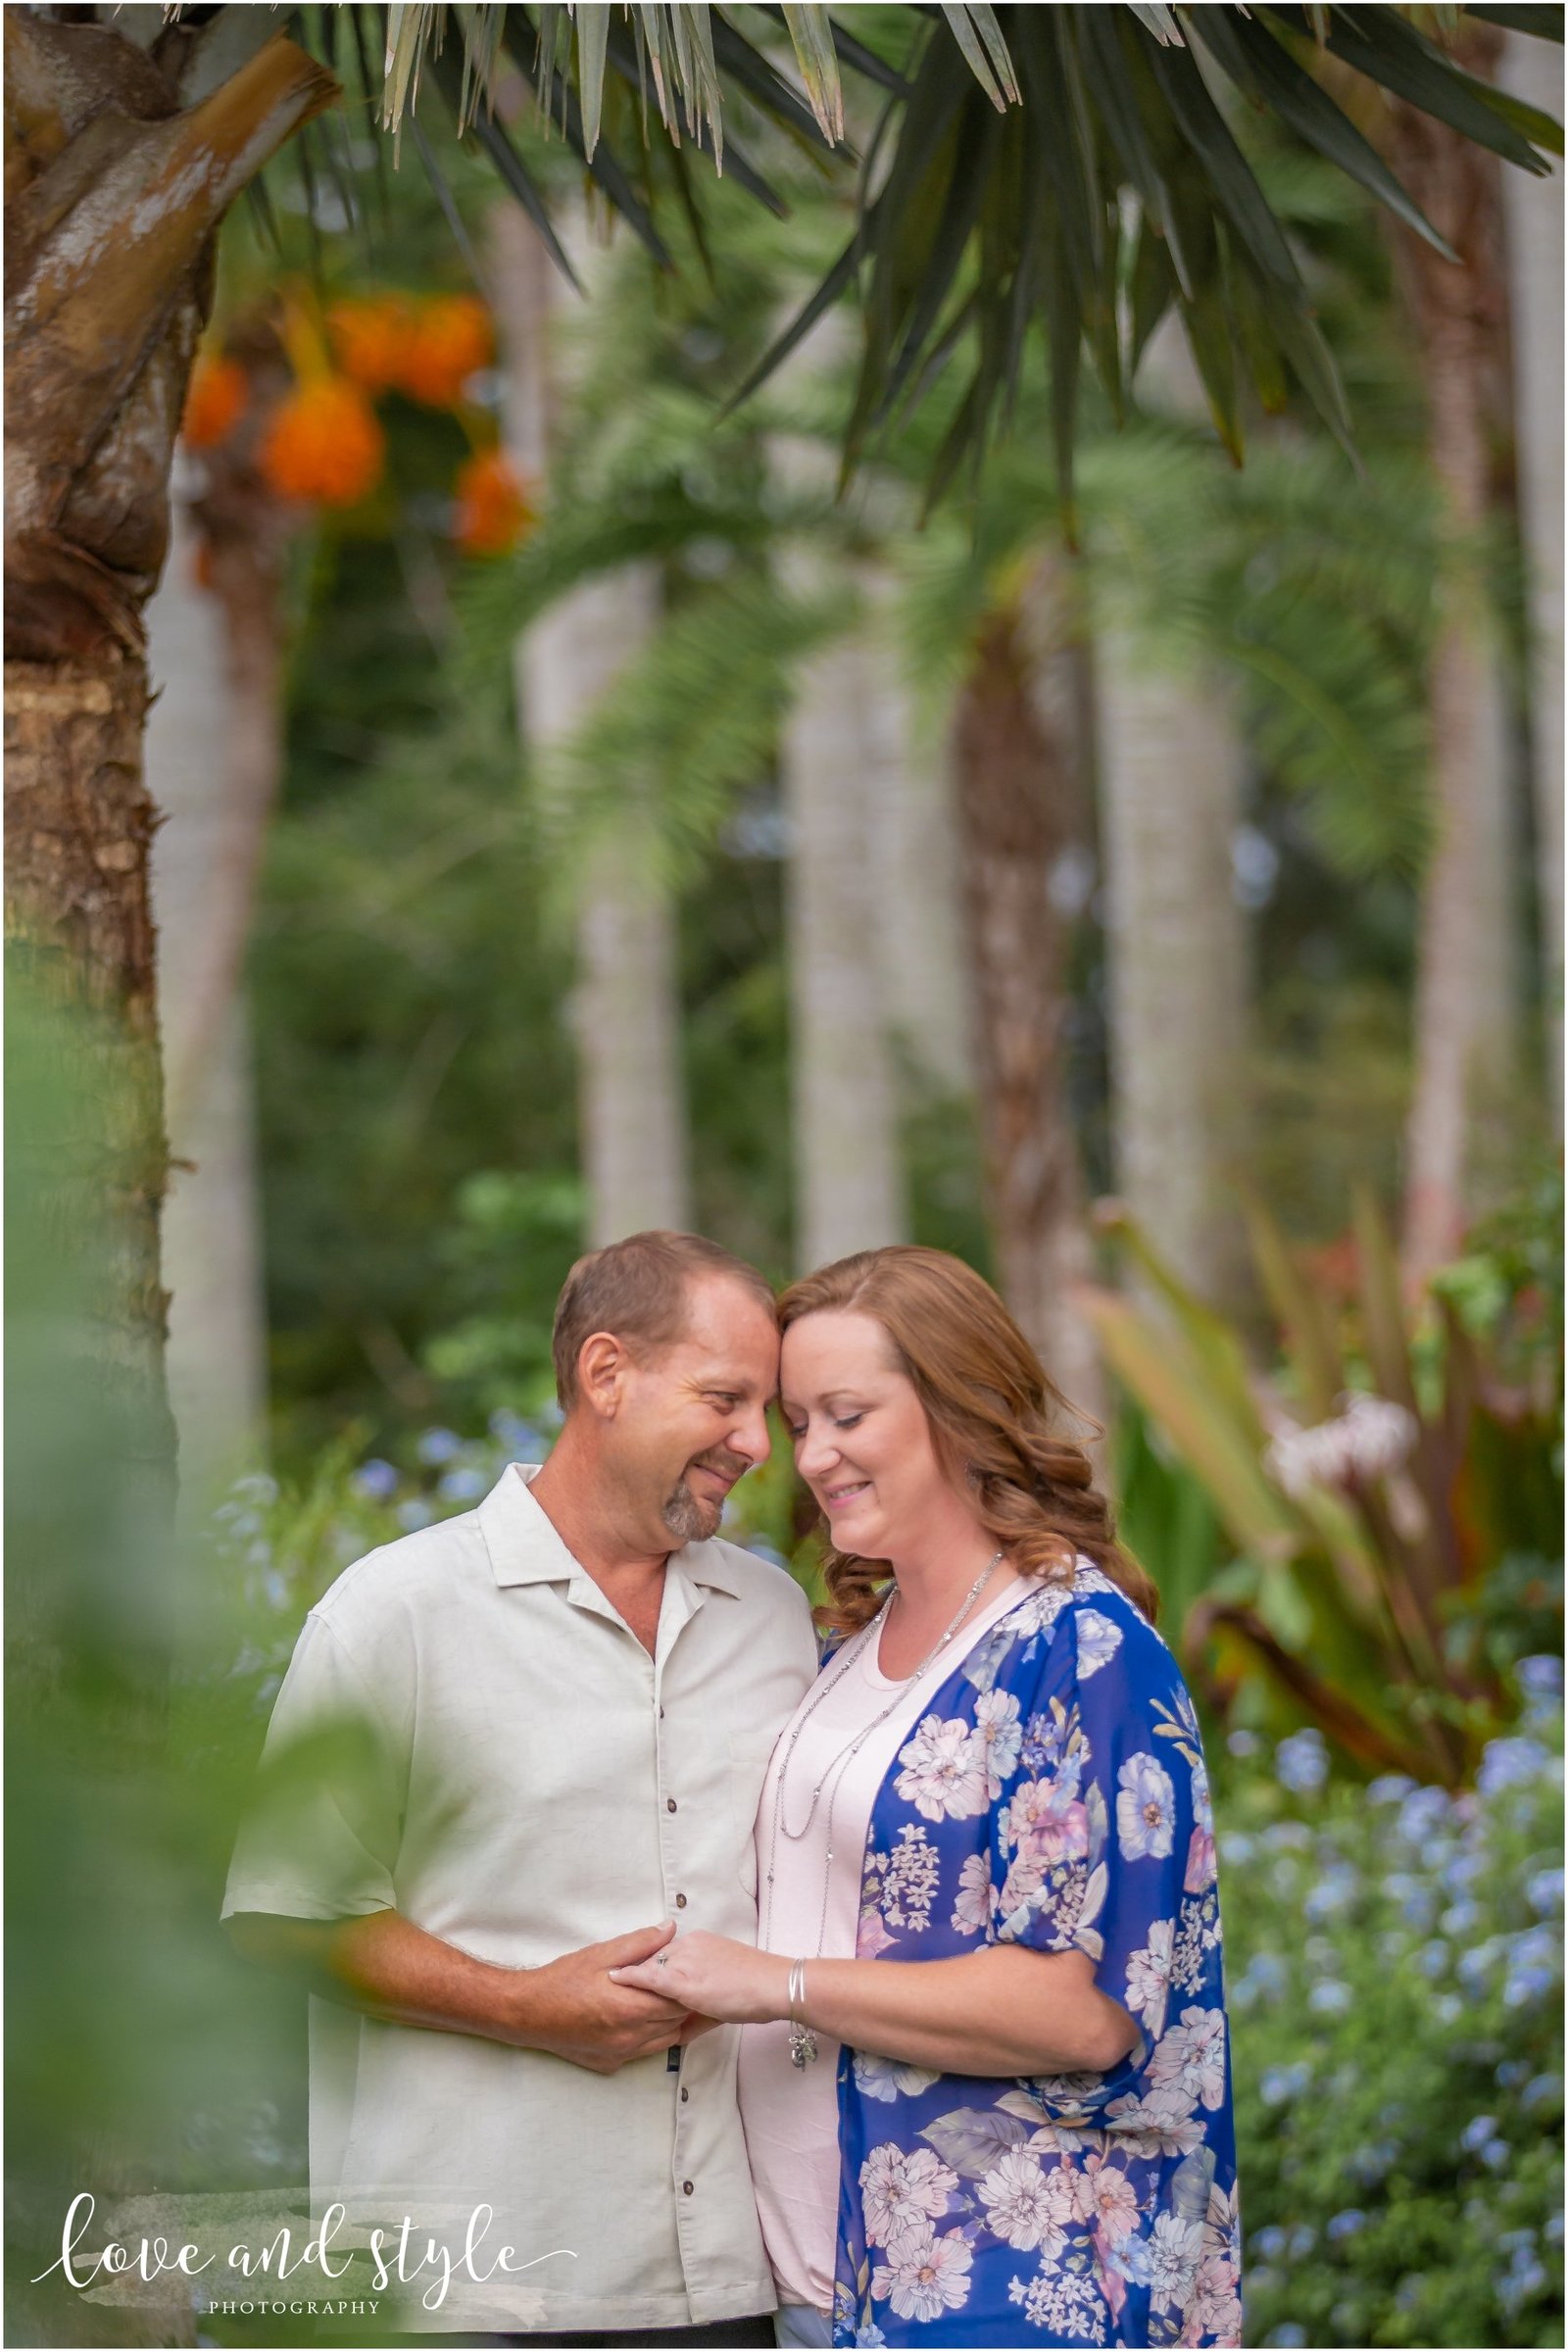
[{"left": 575, "top": 1329, "right": 630, "bottom": 1417}]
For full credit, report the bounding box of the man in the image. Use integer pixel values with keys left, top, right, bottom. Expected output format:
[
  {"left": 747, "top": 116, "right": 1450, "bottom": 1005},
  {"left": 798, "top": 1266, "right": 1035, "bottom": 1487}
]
[{"left": 224, "top": 1231, "right": 817, "bottom": 2342}]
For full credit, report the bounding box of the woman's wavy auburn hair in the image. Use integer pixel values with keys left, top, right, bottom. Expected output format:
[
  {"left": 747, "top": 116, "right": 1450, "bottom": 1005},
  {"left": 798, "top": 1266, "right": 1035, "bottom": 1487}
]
[{"left": 777, "top": 1245, "right": 1158, "bottom": 1635}]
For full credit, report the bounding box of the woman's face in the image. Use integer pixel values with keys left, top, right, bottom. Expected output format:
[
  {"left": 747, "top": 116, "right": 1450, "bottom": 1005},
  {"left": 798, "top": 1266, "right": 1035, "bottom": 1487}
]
[{"left": 780, "top": 1307, "right": 959, "bottom": 1562}]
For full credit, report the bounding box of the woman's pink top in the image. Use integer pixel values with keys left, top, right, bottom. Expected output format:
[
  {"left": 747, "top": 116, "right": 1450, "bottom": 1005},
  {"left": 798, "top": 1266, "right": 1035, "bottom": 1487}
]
[{"left": 736, "top": 1574, "right": 1025, "bottom": 2313}]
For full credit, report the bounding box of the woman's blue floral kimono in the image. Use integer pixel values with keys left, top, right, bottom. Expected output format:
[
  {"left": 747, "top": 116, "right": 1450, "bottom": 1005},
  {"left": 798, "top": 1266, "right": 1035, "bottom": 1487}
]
[{"left": 829, "top": 1567, "right": 1240, "bottom": 2349}]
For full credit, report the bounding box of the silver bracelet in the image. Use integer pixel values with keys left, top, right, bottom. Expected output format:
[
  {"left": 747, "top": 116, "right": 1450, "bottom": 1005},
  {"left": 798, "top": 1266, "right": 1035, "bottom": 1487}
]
[{"left": 786, "top": 1957, "right": 818, "bottom": 2070}]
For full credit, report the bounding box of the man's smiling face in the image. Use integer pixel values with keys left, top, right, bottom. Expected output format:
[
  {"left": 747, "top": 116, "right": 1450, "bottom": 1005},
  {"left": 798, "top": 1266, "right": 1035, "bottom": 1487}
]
[{"left": 608, "top": 1272, "right": 780, "bottom": 1548}]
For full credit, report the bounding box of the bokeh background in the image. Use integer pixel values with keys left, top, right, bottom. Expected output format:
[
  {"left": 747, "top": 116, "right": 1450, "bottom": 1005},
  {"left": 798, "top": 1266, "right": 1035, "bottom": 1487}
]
[{"left": 5, "top": 7, "right": 1563, "bottom": 2347}]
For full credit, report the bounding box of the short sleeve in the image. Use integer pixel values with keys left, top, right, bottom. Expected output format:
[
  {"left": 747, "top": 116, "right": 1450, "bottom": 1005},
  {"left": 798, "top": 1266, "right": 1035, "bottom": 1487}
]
[
  {"left": 988, "top": 1595, "right": 1210, "bottom": 2121},
  {"left": 221, "top": 1611, "right": 408, "bottom": 1923}
]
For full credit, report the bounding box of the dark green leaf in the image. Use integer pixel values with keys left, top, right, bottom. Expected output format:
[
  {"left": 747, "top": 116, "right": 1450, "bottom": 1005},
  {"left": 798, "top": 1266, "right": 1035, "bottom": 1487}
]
[{"left": 1195, "top": 8, "right": 1458, "bottom": 258}]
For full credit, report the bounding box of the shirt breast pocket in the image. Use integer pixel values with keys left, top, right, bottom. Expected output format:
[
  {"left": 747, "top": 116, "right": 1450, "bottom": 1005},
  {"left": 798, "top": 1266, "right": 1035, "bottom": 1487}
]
[{"left": 728, "top": 1729, "right": 777, "bottom": 1901}]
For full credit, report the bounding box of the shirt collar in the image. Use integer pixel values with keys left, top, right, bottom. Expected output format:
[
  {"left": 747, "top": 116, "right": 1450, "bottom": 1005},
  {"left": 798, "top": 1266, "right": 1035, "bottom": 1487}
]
[{"left": 476, "top": 1461, "right": 745, "bottom": 1596}]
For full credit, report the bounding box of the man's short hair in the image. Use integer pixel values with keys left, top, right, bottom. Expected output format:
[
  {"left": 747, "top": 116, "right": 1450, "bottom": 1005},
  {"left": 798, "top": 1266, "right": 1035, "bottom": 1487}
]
[{"left": 552, "top": 1230, "right": 777, "bottom": 1410}]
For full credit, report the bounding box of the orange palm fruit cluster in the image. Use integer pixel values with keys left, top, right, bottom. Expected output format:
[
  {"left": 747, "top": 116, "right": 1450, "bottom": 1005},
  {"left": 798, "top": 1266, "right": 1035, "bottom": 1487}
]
[
  {"left": 453, "top": 449, "right": 535, "bottom": 557},
  {"left": 327, "top": 291, "right": 494, "bottom": 410},
  {"left": 260, "top": 377, "right": 386, "bottom": 508},
  {"left": 325, "top": 295, "right": 413, "bottom": 395},
  {"left": 181, "top": 354, "right": 248, "bottom": 448}
]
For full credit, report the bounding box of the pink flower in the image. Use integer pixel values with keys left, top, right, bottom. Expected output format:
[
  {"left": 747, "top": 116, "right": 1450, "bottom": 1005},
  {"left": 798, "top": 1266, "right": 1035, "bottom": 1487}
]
[
  {"left": 857, "top": 1907, "right": 896, "bottom": 1959},
  {"left": 978, "top": 2151, "right": 1066, "bottom": 2253},
  {"left": 859, "top": 2144, "right": 957, "bottom": 2248},
  {"left": 1185, "top": 1826, "right": 1217, "bottom": 1893},
  {"left": 870, "top": 2223, "right": 974, "bottom": 2322}
]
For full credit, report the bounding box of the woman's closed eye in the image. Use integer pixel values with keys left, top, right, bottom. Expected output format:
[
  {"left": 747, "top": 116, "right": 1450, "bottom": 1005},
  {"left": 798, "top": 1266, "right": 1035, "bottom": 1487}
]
[{"left": 784, "top": 1411, "right": 864, "bottom": 1441}]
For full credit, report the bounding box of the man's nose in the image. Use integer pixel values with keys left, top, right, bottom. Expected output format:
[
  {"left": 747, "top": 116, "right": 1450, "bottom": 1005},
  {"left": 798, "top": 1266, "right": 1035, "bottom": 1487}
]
[{"left": 732, "top": 1400, "right": 771, "bottom": 1466}]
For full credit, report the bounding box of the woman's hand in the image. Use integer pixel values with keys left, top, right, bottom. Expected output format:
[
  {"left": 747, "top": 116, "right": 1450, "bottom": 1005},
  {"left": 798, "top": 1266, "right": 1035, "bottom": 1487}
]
[{"left": 609, "top": 1929, "right": 790, "bottom": 2025}]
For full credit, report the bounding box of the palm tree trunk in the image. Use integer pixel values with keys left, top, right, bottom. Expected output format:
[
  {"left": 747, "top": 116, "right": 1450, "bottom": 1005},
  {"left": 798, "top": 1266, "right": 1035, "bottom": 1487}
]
[
  {"left": 858, "top": 574, "right": 973, "bottom": 1100},
  {"left": 952, "top": 596, "right": 1100, "bottom": 1417},
  {"left": 1390, "top": 23, "right": 1511, "bottom": 1282},
  {"left": 4, "top": 10, "right": 333, "bottom": 1511},
  {"left": 491, "top": 203, "right": 690, "bottom": 1243},
  {"left": 783, "top": 625, "right": 907, "bottom": 1269},
  {"left": 1498, "top": 29, "right": 1564, "bottom": 1117},
  {"left": 145, "top": 494, "right": 270, "bottom": 1505},
  {"left": 1096, "top": 327, "right": 1251, "bottom": 1316}
]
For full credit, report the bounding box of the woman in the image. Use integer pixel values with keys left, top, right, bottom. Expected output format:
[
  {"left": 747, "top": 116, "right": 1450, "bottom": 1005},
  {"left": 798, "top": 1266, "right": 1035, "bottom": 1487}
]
[{"left": 612, "top": 1248, "right": 1239, "bottom": 2350}]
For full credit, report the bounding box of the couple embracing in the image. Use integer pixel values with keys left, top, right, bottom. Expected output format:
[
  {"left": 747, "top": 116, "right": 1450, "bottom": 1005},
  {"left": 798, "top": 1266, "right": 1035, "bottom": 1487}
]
[{"left": 224, "top": 1231, "right": 1239, "bottom": 2349}]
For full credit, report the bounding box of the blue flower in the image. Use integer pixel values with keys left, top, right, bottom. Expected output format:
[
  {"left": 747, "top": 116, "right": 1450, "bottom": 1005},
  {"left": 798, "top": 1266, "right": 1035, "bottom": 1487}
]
[
  {"left": 1305, "top": 1866, "right": 1357, "bottom": 1922},
  {"left": 437, "top": 1464, "right": 488, "bottom": 1502},
  {"left": 489, "top": 1408, "right": 544, "bottom": 1459},
  {"left": 1460, "top": 2113, "right": 1497, "bottom": 2153},
  {"left": 1481, "top": 2136, "right": 1510, "bottom": 2170},
  {"left": 1477, "top": 1735, "right": 1550, "bottom": 1794},
  {"left": 1263, "top": 2328, "right": 1306, "bottom": 2348},
  {"left": 1307, "top": 1979, "right": 1352, "bottom": 2016},
  {"left": 1497, "top": 2260, "right": 1548, "bottom": 2311},
  {"left": 1515, "top": 1653, "right": 1563, "bottom": 1699},
  {"left": 1227, "top": 1727, "right": 1261, "bottom": 1758},
  {"left": 1287, "top": 2225, "right": 1316, "bottom": 2259},
  {"left": 397, "top": 1498, "right": 435, "bottom": 1532},
  {"left": 1348, "top": 2139, "right": 1397, "bottom": 2185},
  {"left": 1504, "top": 1964, "right": 1555, "bottom": 2009},
  {"left": 1251, "top": 2226, "right": 1288, "bottom": 2261},
  {"left": 1526, "top": 1866, "right": 1564, "bottom": 1916},
  {"left": 1261, "top": 1820, "right": 1311, "bottom": 1853},
  {"left": 1260, "top": 2061, "right": 1311, "bottom": 2107},
  {"left": 1275, "top": 1728, "right": 1329, "bottom": 1795},
  {"left": 1544, "top": 2211, "right": 1565, "bottom": 2246},
  {"left": 1415, "top": 1938, "right": 1450, "bottom": 1980},
  {"left": 416, "top": 1427, "right": 464, "bottom": 1466},
  {"left": 1457, "top": 1938, "right": 1501, "bottom": 1989},
  {"left": 1521, "top": 2073, "right": 1562, "bottom": 2112},
  {"left": 1326, "top": 2210, "right": 1366, "bottom": 2241},
  {"left": 1432, "top": 1991, "right": 1462, "bottom": 2024},
  {"left": 1440, "top": 1899, "right": 1481, "bottom": 1938},
  {"left": 1220, "top": 1831, "right": 1256, "bottom": 1866},
  {"left": 1494, "top": 2058, "right": 1531, "bottom": 2088},
  {"left": 1397, "top": 1785, "right": 1452, "bottom": 1842},
  {"left": 352, "top": 1458, "right": 400, "bottom": 1501},
  {"left": 1508, "top": 1923, "right": 1559, "bottom": 1973},
  {"left": 1367, "top": 1773, "right": 1416, "bottom": 1805},
  {"left": 1385, "top": 1873, "right": 1437, "bottom": 1932}
]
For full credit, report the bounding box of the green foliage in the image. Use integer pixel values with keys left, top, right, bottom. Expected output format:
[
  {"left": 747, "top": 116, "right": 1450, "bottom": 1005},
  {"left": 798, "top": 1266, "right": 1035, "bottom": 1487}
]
[
  {"left": 1223, "top": 1707, "right": 1564, "bottom": 2348},
  {"left": 1083, "top": 1189, "right": 1565, "bottom": 1784},
  {"left": 745, "top": 6, "right": 1560, "bottom": 508}
]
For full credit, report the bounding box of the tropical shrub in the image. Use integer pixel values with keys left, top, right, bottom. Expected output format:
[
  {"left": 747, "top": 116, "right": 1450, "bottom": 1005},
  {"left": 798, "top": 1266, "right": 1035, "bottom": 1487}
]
[
  {"left": 1222, "top": 1695, "right": 1565, "bottom": 2348},
  {"left": 1084, "top": 1183, "right": 1563, "bottom": 1784}
]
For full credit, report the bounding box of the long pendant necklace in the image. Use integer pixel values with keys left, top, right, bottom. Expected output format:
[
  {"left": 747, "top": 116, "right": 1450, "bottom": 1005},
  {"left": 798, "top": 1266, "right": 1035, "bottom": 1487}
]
[{"left": 761, "top": 1549, "right": 1004, "bottom": 1962}]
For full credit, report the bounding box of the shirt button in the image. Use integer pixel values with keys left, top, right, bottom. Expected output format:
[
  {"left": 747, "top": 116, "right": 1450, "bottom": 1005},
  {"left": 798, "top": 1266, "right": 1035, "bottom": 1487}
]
[
  {"left": 666, "top": 1797, "right": 677, "bottom": 1813},
  {"left": 675, "top": 1892, "right": 687, "bottom": 1909},
  {"left": 682, "top": 2180, "right": 695, "bottom": 2195},
  {"left": 680, "top": 2087, "right": 690, "bottom": 2104}
]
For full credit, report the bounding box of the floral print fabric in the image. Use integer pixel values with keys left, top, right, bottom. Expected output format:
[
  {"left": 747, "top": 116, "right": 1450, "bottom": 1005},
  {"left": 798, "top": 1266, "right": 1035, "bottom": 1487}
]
[{"left": 830, "top": 1569, "right": 1240, "bottom": 2348}]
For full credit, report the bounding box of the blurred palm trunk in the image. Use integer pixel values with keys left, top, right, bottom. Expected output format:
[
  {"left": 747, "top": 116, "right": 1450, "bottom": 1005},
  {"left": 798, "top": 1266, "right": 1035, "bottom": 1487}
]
[
  {"left": 858, "top": 572, "right": 973, "bottom": 1101},
  {"left": 492, "top": 204, "right": 690, "bottom": 1245},
  {"left": 1095, "top": 324, "right": 1250, "bottom": 1320},
  {"left": 145, "top": 484, "right": 277, "bottom": 1507},
  {"left": 1498, "top": 29, "right": 1565, "bottom": 1120},
  {"left": 952, "top": 586, "right": 1103, "bottom": 1424},
  {"left": 782, "top": 618, "right": 907, "bottom": 1268},
  {"left": 1389, "top": 22, "right": 1514, "bottom": 1284},
  {"left": 4, "top": 9, "right": 333, "bottom": 1532}
]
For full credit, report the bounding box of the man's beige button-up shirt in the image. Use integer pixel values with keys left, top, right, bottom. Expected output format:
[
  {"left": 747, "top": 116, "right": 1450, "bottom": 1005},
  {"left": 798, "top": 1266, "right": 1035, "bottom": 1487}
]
[{"left": 223, "top": 1463, "right": 818, "bottom": 2333}]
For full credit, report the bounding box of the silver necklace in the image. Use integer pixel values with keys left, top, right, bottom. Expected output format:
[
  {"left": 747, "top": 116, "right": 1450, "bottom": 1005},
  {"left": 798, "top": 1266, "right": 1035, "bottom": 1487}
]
[{"left": 762, "top": 1550, "right": 1004, "bottom": 1960}]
